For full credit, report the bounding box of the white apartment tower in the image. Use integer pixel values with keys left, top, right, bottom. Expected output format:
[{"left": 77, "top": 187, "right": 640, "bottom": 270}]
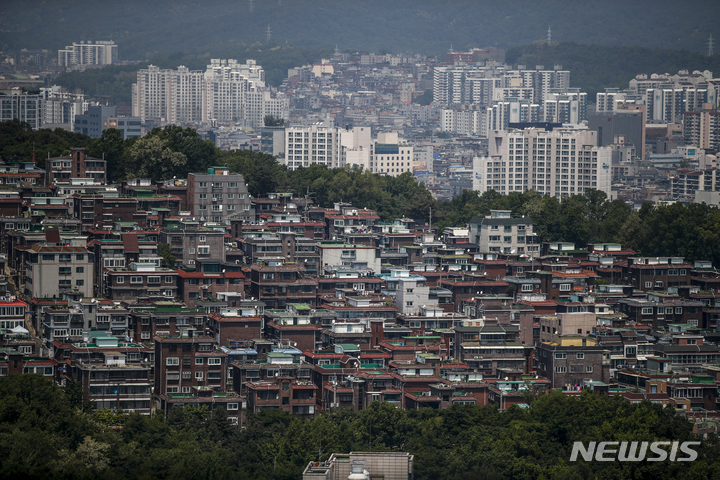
[
  {"left": 58, "top": 41, "right": 118, "bottom": 67},
  {"left": 473, "top": 128, "right": 612, "bottom": 198},
  {"left": 132, "top": 59, "right": 279, "bottom": 126},
  {"left": 132, "top": 65, "right": 175, "bottom": 122},
  {"left": 282, "top": 124, "right": 344, "bottom": 170}
]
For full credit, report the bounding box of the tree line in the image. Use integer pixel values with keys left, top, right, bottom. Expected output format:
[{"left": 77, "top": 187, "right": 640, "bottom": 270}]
[
  {"left": 3, "top": 119, "right": 720, "bottom": 265},
  {"left": 1, "top": 374, "right": 719, "bottom": 480}
]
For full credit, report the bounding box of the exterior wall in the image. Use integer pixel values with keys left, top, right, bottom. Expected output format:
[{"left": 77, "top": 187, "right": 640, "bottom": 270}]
[
  {"left": 474, "top": 128, "right": 612, "bottom": 198},
  {"left": 187, "top": 170, "right": 252, "bottom": 224},
  {"left": 282, "top": 124, "right": 343, "bottom": 170},
  {"left": 26, "top": 246, "right": 93, "bottom": 298},
  {"left": 0, "top": 92, "right": 43, "bottom": 130}
]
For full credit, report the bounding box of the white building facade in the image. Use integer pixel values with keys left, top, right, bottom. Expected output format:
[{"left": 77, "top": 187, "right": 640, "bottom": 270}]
[{"left": 473, "top": 128, "right": 612, "bottom": 198}]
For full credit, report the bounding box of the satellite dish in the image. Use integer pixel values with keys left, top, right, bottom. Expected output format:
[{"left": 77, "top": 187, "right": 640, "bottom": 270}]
[
  {"left": 504, "top": 376, "right": 509, "bottom": 381},
  {"left": 511, "top": 249, "right": 516, "bottom": 254}
]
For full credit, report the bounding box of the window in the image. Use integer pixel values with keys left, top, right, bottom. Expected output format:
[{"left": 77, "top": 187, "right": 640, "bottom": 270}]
[
  {"left": 555, "top": 366, "right": 567, "bottom": 373},
  {"left": 182, "top": 387, "right": 191, "bottom": 393},
  {"left": 675, "top": 307, "right": 683, "bottom": 314},
  {"left": 76, "top": 254, "right": 85, "bottom": 261},
  {"left": 227, "top": 403, "right": 238, "bottom": 410},
  {"left": 116, "top": 277, "right": 126, "bottom": 285},
  {"left": 645, "top": 281, "right": 652, "bottom": 288},
  {"left": 195, "top": 371, "right": 203, "bottom": 379},
  {"left": 59, "top": 267, "right": 71, "bottom": 275},
  {"left": 559, "top": 284, "right": 571, "bottom": 291},
  {"left": 148, "top": 276, "right": 161, "bottom": 284},
  {"left": 165, "top": 276, "right": 173, "bottom": 283},
  {"left": 555, "top": 353, "right": 567, "bottom": 359},
  {"left": 406, "top": 301, "right": 413, "bottom": 307},
  {"left": 208, "top": 358, "right": 221, "bottom": 365},
  {"left": 665, "top": 307, "right": 673, "bottom": 314},
  {"left": 199, "top": 235, "right": 206, "bottom": 242},
  {"left": 198, "top": 246, "right": 209, "bottom": 255},
  {"left": 76, "top": 280, "right": 84, "bottom": 286},
  {"left": 641, "top": 307, "right": 653, "bottom": 315},
  {"left": 521, "top": 284, "right": 533, "bottom": 292},
  {"left": 130, "top": 276, "right": 142, "bottom": 284},
  {"left": 680, "top": 269, "right": 687, "bottom": 275},
  {"left": 42, "top": 254, "right": 55, "bottom": 261},
  {"left": 76, "top": 267, "right": 84, "bottom": 273},
  {"left": 586, "top": 366, "right": 593, "bottom": 373},
  {"left": 655, "top": 281, "right": 663, "bottom": 288},
  {"left": 166, "top": 358, "right": 179, "bottom": 365},
  {"left": 576, "top": 353, "right": 584, "bottom": 359},
  {"left": 195, "top": 358, "right": 204, "bottom": 365}
]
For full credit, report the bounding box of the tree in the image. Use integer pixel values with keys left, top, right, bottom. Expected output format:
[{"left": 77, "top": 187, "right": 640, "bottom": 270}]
[
  {"left": 157, "top": 243, "right": 176, "bottom": 269},
  {"left": 128, "top": 136, "right": 188, "bottom": 183},
  {"left": 264, "top": 115, "right": 285, "bottom": 127},
  {"left": 86, "top": 128, "right": 128, "bottom": 183}
]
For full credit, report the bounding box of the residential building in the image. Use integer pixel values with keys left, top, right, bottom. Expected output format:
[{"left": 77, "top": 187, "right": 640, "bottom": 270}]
[
  {"left": 282, "top": 123, "right": 343, "bottom": 170},
  {"left": 25, "top": 245, "right": 93, "bottom": 298},
  {"left": 48, "top": 148, "right": 107, "bottom": 185},
  {"left": 58, "top": 41, "right": 117, "bottom": 68},
  {"left": 154, "top": 332, "right": 242, "bottom": 425},
  {"left": 371, "top": 132, "right": 414, "bottom": 177},
  {"left": 187, "top": 167, "right": 253, "bottom": 224},
  {"left": 536, "top": 336, "right": 610, "bottom": 389},
  {"left": 0, "top": 89, "right": 43, "bottom": 129},
  {"left": 129, "top": 304, "right": 206, "bottom": 342},
  {"left": 684, "top": 103, "right": 720, "bottom": 151},
  {"left": 160, "top": 223, "right": 227, "bottom": 268},
  {"left": 73, "top": 105, "right": 142, "bottom": 140},
  {"left": 71, "top": 351, "right": 152, "bottom": 415},
  {"left": 468, "top": 210, "right": 538, "bottom": 256},
  {"left": 473, "top": 128, "right": 613, "bottom": 198},
  {"left": 104, "top": 262, "right": 179, "bottom": 302}
]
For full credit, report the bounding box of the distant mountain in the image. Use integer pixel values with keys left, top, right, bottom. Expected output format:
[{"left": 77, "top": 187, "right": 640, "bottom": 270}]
[{"left": 1, "top": 0, "right": 718, "bottom": 60}]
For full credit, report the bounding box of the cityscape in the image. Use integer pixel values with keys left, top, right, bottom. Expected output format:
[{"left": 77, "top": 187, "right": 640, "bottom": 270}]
[{"left": 1, "top": 1, "right": 720, "bottom": 479}]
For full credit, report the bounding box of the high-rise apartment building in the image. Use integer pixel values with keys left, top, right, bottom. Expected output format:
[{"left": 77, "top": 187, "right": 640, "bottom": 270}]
[
  {"left": 684, "top": 103, "right": 720, "bottom": 151},
  {"left": 0, "top": 90, "right": 42, "bottom": 130},
  {"left": 58, "top": 41, "right": 117, "bottom": 68},
  {"left": 132, "top": 59, "right": 281, "bottom": 126},
  {"left": 473, "top": 128, "right": 612, "bottom": 198},
  {"left": 282, "top": 124, "right": 343, "bottom": 170},
  {"left": 132, "top": 65, "right": 176, "bottom": 122}
]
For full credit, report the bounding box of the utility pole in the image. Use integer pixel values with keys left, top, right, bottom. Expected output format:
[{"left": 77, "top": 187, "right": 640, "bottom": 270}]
[
  {"left": 248, "top": 0, "right": 254, "bottom": 12},
  {"left": 708, "top": 34, "right": 715, "bottom": 57},
  {"left": 547, "top": 26, "right": 552, "bottom": 46},
  {"left": 266, "top": 24, "right": 272, "bottom": 43}
]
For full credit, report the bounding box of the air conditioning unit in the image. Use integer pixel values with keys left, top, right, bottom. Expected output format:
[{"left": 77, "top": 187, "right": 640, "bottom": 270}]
[{"left": 201, "top": 285, "right": 210, "bottom": 289}]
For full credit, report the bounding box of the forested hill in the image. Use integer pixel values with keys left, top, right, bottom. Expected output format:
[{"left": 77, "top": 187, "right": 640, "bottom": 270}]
[
  {"left": 506, "top": 42, "right": 720, "bottom": 100},
  {"left": 2, "top": 0, "right": 718, "bottom": 59},
  {"left": 2, "top": 374, "right": 719, "bottom": 479}
]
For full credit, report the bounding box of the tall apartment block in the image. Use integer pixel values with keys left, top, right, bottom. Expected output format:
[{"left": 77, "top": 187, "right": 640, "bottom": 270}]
[
  {"left": 0, "top": 90, "right": 42, "bottom": 130},
  {"left": 282, "top": 124, "right": 343, "bottom": 170},
  {"left": 58, "top": 41, "right": 117, "bottom": 68},
  {"left": 684, "top": 103, "right": 720, "bottom": 151},
  {"left": 132, "top": 59, "right": 282, "bottom": 127},
  {"left": 473, "top": 127, "right": 612, "bottom": 198}
]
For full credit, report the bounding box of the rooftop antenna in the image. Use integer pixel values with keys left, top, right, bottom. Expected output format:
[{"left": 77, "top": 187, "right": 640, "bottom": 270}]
[
  {"left": 266, "top": 24, "right": 272, "bottom": 44},
  {"left": 708, "top": 34, "right": 715, "bottom": 57},
  {"left": 248, "top": 0, "right": 254, "bottom": 12},
  {"left": 547, "top": 26, "right": 552, "bottom": 46}
]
